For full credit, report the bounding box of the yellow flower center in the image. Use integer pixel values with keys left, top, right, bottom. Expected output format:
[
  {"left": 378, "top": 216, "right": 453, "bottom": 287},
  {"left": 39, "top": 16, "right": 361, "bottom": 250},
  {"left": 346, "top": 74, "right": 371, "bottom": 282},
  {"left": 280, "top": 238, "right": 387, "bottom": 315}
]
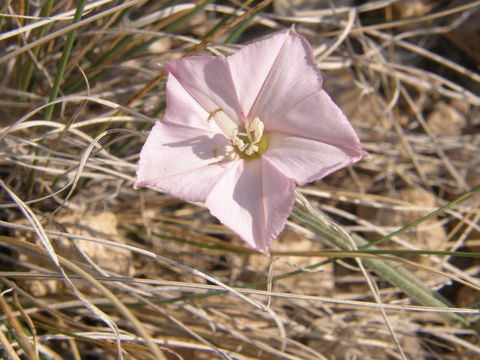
[
  {"left": 208, "top": 109, "right": 268, "bottom": 161},
  {"left": 231, "top": 117, "right": 268, "bottom": 159}
]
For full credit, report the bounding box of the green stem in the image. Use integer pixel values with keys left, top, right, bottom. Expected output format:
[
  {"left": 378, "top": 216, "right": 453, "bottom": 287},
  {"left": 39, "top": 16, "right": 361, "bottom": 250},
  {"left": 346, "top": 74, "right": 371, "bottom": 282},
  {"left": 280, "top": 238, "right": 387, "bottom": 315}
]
[
  {"left": 20, "top": 0, "right": 55, "bottom": 93},
  {"left": 44, "top": 0, "right": 87, "bottom": 121},
  {"left": 290, "top": 204, "right": 465, "bottom": 324},
  {"left": 224, "top": 9, "right": 256, "bottom": 43}
]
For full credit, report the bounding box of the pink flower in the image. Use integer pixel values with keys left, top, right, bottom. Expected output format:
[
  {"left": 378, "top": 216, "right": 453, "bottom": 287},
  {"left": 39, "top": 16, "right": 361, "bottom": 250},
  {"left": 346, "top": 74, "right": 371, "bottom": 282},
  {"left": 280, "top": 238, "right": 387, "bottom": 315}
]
[{"left": 136, "top": 29, "right": 366, "bottom": 253}]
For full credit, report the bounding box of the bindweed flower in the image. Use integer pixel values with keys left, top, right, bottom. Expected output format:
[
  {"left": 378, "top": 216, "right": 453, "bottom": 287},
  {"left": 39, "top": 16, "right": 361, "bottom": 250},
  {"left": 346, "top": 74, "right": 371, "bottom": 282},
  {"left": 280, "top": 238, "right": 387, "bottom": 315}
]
[{"left": 135, "top": 29, "right": 366, "bottom": 253}]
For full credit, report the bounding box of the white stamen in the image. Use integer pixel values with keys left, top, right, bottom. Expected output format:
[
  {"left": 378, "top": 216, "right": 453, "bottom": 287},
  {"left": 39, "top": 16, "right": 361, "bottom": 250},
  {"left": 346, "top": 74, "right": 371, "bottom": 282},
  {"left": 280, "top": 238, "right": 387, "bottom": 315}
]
[
  {"left": 245, "top": 145, "right": 259, "bottom": 156},
  {"left": 232, "top": 116, "right": 265, "bottom": 156},
  {"left": 231, "top": 131, "right": 247, "bottom": 151},
  {"left": 247, "top": 117, "right": 264, "bottom": 144},
  {"left": 209, "top": 108, "right": 265, "bottom": 158}
]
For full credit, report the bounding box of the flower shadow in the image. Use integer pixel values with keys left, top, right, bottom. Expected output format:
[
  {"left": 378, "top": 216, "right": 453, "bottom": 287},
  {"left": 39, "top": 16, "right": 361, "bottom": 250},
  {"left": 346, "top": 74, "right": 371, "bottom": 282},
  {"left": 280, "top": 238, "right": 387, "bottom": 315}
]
[{"left": 163, "top": 133, "right": 227, "bottom": 161}]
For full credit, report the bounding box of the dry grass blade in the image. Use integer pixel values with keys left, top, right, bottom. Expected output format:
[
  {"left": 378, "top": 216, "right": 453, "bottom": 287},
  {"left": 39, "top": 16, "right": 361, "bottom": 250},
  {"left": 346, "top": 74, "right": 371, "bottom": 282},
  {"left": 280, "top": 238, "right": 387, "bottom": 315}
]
[
  {"left": 1, "top": 0, "right": 479, "bottom": 358},
  {"left": 0, "top": 293, "right": 38, "bottom": 360},
  {"left": 0, "top": 235, "right": 167, "bottom": 360}
]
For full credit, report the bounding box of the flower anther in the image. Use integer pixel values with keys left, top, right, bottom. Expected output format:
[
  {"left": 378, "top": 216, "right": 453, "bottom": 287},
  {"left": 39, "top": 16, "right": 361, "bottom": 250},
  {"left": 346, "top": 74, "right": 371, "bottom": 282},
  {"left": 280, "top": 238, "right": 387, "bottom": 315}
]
[
  {"left": 209, "top": 109, "right": 268, "bottom": 160},
  {"left": 232, "top": 117, "right": 268, "bottom": 159}
]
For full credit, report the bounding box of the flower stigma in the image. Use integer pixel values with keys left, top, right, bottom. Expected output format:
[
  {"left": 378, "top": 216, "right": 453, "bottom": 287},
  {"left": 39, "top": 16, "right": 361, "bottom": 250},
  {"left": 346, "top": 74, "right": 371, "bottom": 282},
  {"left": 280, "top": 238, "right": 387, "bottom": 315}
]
[{"left": 208, "top": 109, "right": 268, "bottom": 160}]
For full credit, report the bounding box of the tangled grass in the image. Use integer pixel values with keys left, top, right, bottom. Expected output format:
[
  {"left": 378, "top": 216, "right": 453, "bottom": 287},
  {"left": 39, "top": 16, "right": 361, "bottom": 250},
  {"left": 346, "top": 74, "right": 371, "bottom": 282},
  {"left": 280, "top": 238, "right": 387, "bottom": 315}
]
[{"left": 1, "top": 1, "right": 479, "bottom": 359}]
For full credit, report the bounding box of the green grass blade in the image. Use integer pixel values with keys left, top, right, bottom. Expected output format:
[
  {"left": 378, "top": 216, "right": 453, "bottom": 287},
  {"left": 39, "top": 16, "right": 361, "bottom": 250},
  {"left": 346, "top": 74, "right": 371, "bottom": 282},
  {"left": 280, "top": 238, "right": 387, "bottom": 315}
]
[
  {"left": 224, "top": 8, "right": 257, "bottom": 43},
  {"left": 289, "top": 192, "right": 479, "bottom": 325},
  {"left": 365, "top": 185, "right": 480, "bottom": 249},
  {"left": 19, "top": 0, "right": 55, "bottom": 94},
  {"left": 44, "top": 0, "right": 87, "bottom": 121}
]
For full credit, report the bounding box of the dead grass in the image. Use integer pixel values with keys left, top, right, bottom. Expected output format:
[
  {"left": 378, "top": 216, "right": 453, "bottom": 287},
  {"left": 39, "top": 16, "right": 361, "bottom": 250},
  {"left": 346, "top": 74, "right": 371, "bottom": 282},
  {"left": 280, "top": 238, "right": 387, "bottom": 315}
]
[{"left": 0, "top": 0, "right": 479, "bottom": 359}]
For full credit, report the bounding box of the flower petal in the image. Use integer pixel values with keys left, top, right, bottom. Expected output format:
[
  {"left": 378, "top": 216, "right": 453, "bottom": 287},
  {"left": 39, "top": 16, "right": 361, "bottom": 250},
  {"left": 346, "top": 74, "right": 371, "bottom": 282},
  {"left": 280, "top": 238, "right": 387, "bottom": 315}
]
[
  {"left": 206, "top": 159, "right": 295, "bottom": 253},
  {"left": 264, "top": 132, "right": 366, "bottom": 185},
  {"left": 260, "top": 158, "right": 296, "bottom": 251},
  {"left": 226, "top": 30, "right": 290, "bottom": 116},
  {"left": 248, "top": 29, "right": 323, "bottom": 125},
  {"left": 269, "top": 89, "right": 366, "bottom": 151},
  {"left": 165, "top": 56, "right": 241, "bottom": 124},
  {"left": 136, "top": 121, "right": 231, "bottom": 202},
  {"left": 162, "top": 73, "right": 216, "bottom": 132}
]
